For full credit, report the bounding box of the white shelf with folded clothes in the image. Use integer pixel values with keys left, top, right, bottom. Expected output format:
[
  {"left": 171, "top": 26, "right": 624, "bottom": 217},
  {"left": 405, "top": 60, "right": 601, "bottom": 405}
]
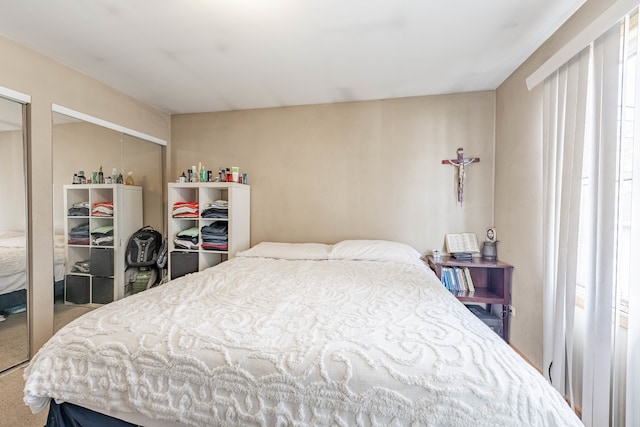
[{"left": 167, "top": 182, "right": 250, "bottom": 280}]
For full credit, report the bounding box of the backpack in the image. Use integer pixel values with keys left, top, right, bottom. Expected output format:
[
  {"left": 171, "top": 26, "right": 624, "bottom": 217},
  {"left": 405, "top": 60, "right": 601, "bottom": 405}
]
[
  {"left": 125, "top": 226, "right": 167, "bottom": 293},
  {"left": 125, "top": 226, "right": 162, "bottom": 268}
]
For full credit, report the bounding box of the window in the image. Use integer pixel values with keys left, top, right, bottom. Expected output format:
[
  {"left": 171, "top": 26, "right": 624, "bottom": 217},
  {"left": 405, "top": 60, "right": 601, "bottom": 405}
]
[{"left": 576, "top": 10, "right": 638, "bottom": 322}]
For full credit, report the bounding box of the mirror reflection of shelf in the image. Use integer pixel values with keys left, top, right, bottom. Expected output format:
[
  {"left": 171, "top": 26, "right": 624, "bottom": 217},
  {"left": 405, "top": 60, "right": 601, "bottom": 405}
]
[{"left": 63, "top": 184, "right": 142, "bottom": 306}]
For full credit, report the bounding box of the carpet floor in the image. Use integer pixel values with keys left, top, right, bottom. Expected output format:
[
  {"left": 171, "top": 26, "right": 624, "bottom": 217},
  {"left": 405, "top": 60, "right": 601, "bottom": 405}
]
[
  {"left": 0, "top": 365, "right": 48, "bottom": 427},
  {"left": 0, "top": 310, "right": 28, "bottom": 371},
  {"left": 0, "top": 303, "right": 94, "bottom": 427}
]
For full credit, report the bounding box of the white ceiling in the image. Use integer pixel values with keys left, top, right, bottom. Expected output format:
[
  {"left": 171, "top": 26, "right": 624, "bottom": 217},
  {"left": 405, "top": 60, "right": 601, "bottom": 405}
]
[{"left": 0, "top": 0, "right": 585, "bottom": 115}]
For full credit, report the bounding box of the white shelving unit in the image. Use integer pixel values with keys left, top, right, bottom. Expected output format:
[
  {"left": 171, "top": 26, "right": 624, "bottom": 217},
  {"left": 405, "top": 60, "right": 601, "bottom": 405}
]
[
  {"left": 63, "top": 184, "right": 143, "bottom": 305},
  {"left": 167, "top": 182, "right": 250, "bottom": 279}
]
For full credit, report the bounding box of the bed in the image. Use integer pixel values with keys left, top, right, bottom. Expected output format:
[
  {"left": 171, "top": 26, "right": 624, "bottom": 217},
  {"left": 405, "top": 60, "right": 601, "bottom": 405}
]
[
  {"left": 0, "top": 231, "right": 66, "bottom": 313},
  {"left": 24, "top": 240, "right": 582, "bottom": 426}
]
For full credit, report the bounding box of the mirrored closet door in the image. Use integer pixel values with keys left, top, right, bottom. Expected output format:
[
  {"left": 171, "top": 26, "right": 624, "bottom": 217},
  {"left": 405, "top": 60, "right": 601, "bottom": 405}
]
[
  {"left": 0, "top": 94, "right": 28, "bottom": 372},
  {"left": 52, "top": 110, "right": 165, "bottom": 332}
]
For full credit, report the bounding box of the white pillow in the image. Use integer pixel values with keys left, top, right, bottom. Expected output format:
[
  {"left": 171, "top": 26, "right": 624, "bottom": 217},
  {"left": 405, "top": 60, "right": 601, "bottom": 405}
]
[
  {"left": 236, "top": 242, "right": 331, "bottom": 260},
  {"left": 329, "top": 239, "right": 422, "bottom": 265}
]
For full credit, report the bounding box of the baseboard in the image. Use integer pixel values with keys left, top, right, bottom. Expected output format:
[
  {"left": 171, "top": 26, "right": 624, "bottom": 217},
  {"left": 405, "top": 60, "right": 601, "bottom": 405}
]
[
  {"left": 510, "top": 343, "right": 541, "bottom": 373},
  {"left": 510, "top": 343, "right": 582, "bottom": 419}
]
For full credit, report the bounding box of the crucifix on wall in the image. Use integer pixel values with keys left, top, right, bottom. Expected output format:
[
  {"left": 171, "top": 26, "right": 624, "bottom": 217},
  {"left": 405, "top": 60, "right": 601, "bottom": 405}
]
[{"left": 441, "top": 147, "right": 480, "bottom": 205}]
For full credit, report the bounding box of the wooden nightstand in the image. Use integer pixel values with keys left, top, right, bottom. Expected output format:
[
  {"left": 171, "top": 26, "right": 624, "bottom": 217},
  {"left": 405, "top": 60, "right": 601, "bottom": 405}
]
[{"left": 426, "top": 255, "right": 513, "bottom": 342}]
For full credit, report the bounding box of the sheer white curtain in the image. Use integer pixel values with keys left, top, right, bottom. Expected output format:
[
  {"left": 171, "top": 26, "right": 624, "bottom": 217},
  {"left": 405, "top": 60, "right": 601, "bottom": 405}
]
[
  {"left": 544, "top": 16, "right": 640, "bottom": 426},
  {"left": 620, "top": 12, "right": 640, "bottom": 427},
  {"left": 580, "top": 24, "right": 621, "bottom": 427},
  {"left": 542, "top": 46, "right": 590, "bottom": 405},
  {"left": 628, "top": 79, "right": 640, "bottom": 426}
]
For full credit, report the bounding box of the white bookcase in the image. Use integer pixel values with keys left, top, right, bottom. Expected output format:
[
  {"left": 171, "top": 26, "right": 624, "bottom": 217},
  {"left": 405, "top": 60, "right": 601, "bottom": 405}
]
[
  {"left": 167, "top": 182, "right": 250, "bottom": 279},
  {"left": 63, "top": 184, "right": 143, "bottom": 305}
]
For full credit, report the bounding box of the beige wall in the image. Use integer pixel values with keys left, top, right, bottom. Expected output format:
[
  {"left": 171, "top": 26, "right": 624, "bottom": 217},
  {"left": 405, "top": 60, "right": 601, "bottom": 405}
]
[
  {"left": 52, "top": 122, "right": 165, "bottom": 233},
  {"left": 495, "top": 0, "right": 618, "bottom": 368},
  {"left": 0, "top": 35, "right": 170, "bottom": 353},
  {"left": 172, "top": 92, "right": 496, "bottom": 254}
]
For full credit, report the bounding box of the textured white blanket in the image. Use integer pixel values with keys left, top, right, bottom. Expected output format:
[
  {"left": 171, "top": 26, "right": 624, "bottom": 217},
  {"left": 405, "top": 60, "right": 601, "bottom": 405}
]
[{"left": 24, "top": 257, "right": 582, "bottom": 426}]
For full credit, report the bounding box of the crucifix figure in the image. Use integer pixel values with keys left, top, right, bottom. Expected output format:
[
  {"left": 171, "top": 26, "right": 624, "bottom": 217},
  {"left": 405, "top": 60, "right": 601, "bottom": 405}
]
[{"left": 441, "top": 147, "right": 480, "bottom": 205}]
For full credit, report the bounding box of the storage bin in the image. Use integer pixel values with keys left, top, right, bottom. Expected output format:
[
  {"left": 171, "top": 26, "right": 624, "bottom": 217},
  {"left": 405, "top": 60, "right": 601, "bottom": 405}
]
[
  {"left": 65, "top": 275, "right": 90, "bottom": 304},
  {"left": 92, "top": 277, "right": 114, "bottom": 304},
  {"left": 90, "top": 247, "right": 114, "bottom": 277},
  {"left": 170, "top": 251, "right": 199, "bottom": 279}
]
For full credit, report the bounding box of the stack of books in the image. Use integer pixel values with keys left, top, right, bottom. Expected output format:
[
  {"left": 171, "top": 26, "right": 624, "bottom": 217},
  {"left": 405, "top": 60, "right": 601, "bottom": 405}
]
[
  {"left": 439, "top": 266, "right": 475, "bottom": 295},
  {"left": 451, "top": 252, "right": 473, "bottom": 260}
]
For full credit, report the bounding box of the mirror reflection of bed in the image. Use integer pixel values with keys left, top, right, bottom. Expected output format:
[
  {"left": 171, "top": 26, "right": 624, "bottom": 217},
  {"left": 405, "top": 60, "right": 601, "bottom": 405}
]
[
  {"left": 51, "top": 110, "right": 165, "bottom": 331},
  {"left": 0, "top": 95, "right": 28, "bottom": 372}
]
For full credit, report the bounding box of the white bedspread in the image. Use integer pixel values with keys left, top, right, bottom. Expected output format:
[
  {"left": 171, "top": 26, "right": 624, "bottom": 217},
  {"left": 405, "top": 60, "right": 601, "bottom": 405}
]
[{"left": 24, "top": 257, "right": 582, "bottom": 426}]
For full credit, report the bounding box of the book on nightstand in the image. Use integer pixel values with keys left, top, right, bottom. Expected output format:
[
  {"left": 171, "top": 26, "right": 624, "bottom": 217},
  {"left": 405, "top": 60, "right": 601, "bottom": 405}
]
[
  {"left": 437, "top": 266, "right": 475, "bottom": 295},
  {"left": 463, "top": 267, "right": 475, "bottom": 293},
  {"left": 445, "top": 233, "right": 480, "bottom": 256}
]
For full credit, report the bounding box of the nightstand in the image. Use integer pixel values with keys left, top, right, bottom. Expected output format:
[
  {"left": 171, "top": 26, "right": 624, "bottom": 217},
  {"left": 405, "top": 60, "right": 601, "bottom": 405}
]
[{"left": 426, "top": 255, "right": 513, "bottom": 342}]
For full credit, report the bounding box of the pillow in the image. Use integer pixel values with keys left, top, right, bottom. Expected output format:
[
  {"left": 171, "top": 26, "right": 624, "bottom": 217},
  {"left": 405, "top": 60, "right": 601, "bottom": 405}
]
[
  {"left": 236, "top": 242, "right": 331, "bottom": 260},
  {"left": 329, "top": 239, "right": 422, "bottom": 265}
]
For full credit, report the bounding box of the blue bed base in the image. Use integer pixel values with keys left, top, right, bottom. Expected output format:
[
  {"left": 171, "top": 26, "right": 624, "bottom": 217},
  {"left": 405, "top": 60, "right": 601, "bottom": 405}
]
[{"left": 47, "top": 401, "right": 138, "bottom": 427}]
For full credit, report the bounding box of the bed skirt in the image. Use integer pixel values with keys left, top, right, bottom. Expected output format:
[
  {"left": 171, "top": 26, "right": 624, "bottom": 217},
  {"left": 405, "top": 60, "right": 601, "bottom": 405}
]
[
  {"left": 0, "top": 289, "right": 25, "bottom": 313},
  {"left": 47, "top": 401, "right": 138, "bottom": 427}
]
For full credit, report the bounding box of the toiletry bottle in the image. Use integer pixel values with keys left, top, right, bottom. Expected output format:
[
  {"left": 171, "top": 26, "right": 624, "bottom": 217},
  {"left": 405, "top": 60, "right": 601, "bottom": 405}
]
[
  {"left": 98, "top": 166, "right": 104, "bottom": 184},
  {"left": 180, "top": 171, "right": 186, "bottom": 183},
  {"left": 191, "top": 165, "right": 197, "bottom": 182},
  {"left": 200, "top": 165, "right": 207, "bottom": 183}
]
